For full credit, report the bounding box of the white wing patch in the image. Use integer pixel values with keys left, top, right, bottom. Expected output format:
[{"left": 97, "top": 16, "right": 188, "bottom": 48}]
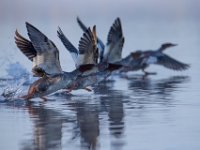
[{"left": 146, "top": 56, "right": 158, "bottom": 64}]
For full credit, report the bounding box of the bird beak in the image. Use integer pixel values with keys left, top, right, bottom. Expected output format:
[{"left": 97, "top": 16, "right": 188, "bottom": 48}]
[{"left": 171, "top": 43, "right": 178, "bottom": 47}]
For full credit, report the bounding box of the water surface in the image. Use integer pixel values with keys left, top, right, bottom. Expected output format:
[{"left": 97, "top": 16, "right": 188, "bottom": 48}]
[{"left": 0, "top": 8, "right": 200, "bottom": 150}]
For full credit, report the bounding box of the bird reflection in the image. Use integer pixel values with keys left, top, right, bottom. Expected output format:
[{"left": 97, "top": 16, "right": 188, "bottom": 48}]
[
  {"left": 2, "top": 75, "right": 189, "bottom": 150},
  {"left": 128, "top": 75, "right": 190, "bottom": 104},
  {"left": 19, "top": 88, "right": 125, "bottom": 150},
  {"left": 64, "top": 81, "right": 127, "bottom": 150},
  {"left": 20, "top": 102, "right": 74, "bottom": 150},
  {"left": 66, "top": 100, "right": 100, "bottom": 150},
  {"left": 95, "top": 81, "right": 126, "bottom": 149}
]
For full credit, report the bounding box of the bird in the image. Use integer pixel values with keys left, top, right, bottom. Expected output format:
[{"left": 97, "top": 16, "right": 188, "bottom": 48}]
[
  {"left": 15, "top": 22, "right": 99, "bottom": 99},
  {"left": 57, "top": 24, "right": 122, "bottom": 91},
  {"left": 77, "top": 17, "right": 124, "bottom": 63},
  {"left": 15, "top": 23, "right": 62, "bottom": 77},
  {"left": 121, "top": 43, "right": 190, "bottom": 75},
  {"left": 76, "top": 18, "right": 190, "bottom": 75},
  {"left": 77, "top": 17, "right": 143, "bottom": 74}
]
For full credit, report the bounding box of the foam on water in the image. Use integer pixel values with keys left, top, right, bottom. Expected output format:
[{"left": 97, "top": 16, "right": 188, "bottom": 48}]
[
  {"left": 6, "top": 62, "right": 29, "bottom": 79},
  {"left": 0, "top": 62, "right": 36, "bottom": 100}
]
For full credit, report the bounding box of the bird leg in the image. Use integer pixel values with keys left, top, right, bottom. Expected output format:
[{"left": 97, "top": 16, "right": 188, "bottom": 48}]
[{"left": 20, "top": 87, "right": 36, "bottom": 100}]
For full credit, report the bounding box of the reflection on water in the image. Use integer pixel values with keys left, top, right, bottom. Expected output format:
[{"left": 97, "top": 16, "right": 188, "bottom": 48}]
[
  {"left": 0, "top": 75, "right": 191, "bottom": 150},
  {"left": 68, "top": 102, "right": 99, "bottom": 149},
  {"left": 128, "top": 76, "right": 190, "bottom": 103},
  {"left": 95, "top": 82, "right": 126, "bottom": 149},
  {"left": 21, "top": 104, "right": 64, "bottom": 150}
]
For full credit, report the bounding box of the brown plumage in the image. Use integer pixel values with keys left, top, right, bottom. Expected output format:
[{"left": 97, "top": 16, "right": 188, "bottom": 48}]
[
  {"left": 15, "top": 22, "right": 62, "bottom": 77},
  {"left": 57, "top": 26, "right": 98, "bottom": 67},
  {"left": 15, "top": 30, "right": 36, "bottom": 61}
]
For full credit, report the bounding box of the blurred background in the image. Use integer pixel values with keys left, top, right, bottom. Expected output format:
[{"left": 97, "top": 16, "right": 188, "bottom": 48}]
[
  {"left": 1, "top": 1, "right": 200, "bottom": 150},
  {"left": 0, "top": 0, "right": 199, "bottom": 75}
]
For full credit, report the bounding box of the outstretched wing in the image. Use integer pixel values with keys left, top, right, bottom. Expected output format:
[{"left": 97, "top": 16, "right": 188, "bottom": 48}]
[
  {"left": 103, "top": 17, "right": 124, "bottom": 63},
  {"left": 77, "top": 26, "right": 98, "bottom": 67},
  {"left": 26, "top": 22, "right": 62, "bottom": 76},
  {"left": 57, "top": 27, "right": 79, "bottom": 65},
  {"left": 156, "top": 53, "right": 190, "bottom": 71},
  {"left": 77, "top": 16, "right": 88, "bottom": 32},
  {"left": 77, "top": 17, "right": 105, "bottom": 62},
  {"left": 15, "top": 30, "right": 36, "bottom": 62}
]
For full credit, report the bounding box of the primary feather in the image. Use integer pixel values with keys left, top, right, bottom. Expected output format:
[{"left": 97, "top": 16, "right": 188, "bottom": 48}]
[
  {"left": 57, "top": 27, "right": 79, "bottom": 65},
  {"left": 26, "top": 22, "right": 62, "bottom": 76},
  {"left": 103, "top": 17, "right": 124, "bottom": 63}
]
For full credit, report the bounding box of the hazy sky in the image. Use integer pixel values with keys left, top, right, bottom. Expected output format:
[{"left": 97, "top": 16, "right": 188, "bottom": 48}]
[
  {"left": 0, "top": 0, "right": 199, "bottom": 74},
  {"left": 0, "top": 0, "right": 200, "bottom": 23}
]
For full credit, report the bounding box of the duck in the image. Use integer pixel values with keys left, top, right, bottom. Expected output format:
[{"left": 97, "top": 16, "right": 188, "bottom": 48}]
[
  {"left": 77, "top": 17, "right": 144, "bottom": 74},
  {"left": 119, "top": 43, "right": 190, "bottom": 75},
  {"left": 15, "top": 22, "right": 98, "bottom": 99},
  {"left": 77, "top": 17, "right": 124, "bottom": 64},
  {"left": 77, "top": 18, "right": 190, "bottom": 75},
  {"left": 57, "top": 24, "right": 122, "bottom": 91},
  {"left": 15, "top": 23, "right": 62, "bottom": 77}
]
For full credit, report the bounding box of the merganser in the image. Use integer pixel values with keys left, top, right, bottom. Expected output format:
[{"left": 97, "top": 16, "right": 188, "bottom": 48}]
[
  {"left": 15, "top": 23, "right": 62, "bottom": 77},
  {"left": 77, "top": 17, "right": 124, "bottom": 63},
  {"left": 77, "top": 18, "right": 190, "bottom": 75},
  {"left": 122, "top": 43, "right": 190, "bottom": 75},
  {"left": 15, "top": 22, "right": 98, "bottom": 99},
  {"left": 57, "top": 25, "right": 122, "bottom": 91}
]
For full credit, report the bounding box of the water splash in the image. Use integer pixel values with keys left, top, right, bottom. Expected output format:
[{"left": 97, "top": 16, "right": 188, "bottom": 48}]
[
  {"left": 0, "top": 62, "right": 35, "bottom": 100},
  {"left": 0, "top": 77, "right": 28, "bottom": 100},
  {"left": 6, "top": 62, "right": 29, "bottom": 79}
]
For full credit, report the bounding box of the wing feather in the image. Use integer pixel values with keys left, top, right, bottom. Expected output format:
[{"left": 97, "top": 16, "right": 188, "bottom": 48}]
[
  {"left": 157, "top": 54, "right": 190, "bottom": 71},
  {"left": 26, "top": 22, "right": 62, "bottom": 76},
  {"left": 77, "top": 17, "right": 88, "bottom": 32},
  {"left": 57, "top": 27, "right": 78, "bottom": 65},
  {"left": 77, "top": 26, "right": 98, "bottom": 66},
  {"left": 77, "top": 17, "right": 105, "bottom": 62},
  {"left": 15, "top": 30, "right": 36, "bottom": 61},
  {"left": 103, "top": 17, "right": 124, "bottom": 63}
]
